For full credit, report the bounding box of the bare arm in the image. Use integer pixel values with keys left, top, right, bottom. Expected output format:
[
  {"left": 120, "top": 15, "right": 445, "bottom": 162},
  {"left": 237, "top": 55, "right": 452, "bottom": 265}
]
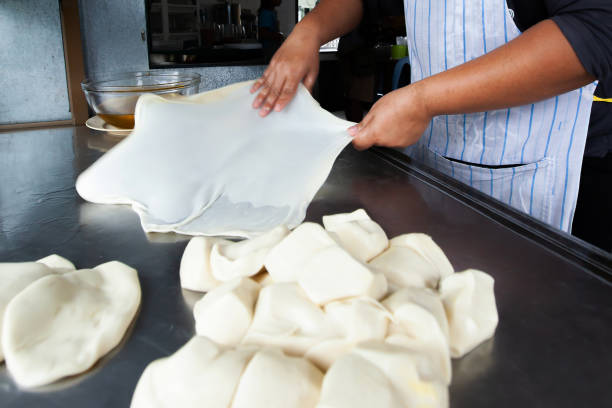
[
  {"left": 251, "top": 0, "right": 363, "bottom": 116},
  {"left": 294, "top": 0, "right": 364, "bottom": 47},
  {"left": 350, "top": 20, "right": 596, "bottom": 150},
  {"left": 420, "top": 19, "right": 594, "bottom": 116}
]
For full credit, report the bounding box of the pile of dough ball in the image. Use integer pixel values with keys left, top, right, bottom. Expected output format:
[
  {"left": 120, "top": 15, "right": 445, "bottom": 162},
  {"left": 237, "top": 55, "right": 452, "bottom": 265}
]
[
  {"left": 132, "top": 209, "right": 498, "bottom": 408},
  {"left": 0, "top": 255, "right": 141, "bottom": 388}
]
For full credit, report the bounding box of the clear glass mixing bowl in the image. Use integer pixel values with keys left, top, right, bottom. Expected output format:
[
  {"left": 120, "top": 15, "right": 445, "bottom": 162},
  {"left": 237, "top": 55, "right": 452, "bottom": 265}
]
[{"left": 81, "top": 71, "right": 201, "bottom": 129}]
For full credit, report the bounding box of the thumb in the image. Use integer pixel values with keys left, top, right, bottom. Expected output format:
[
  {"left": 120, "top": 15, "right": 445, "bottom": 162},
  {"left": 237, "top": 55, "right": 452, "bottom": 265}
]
[{"left": 349, "top": 121, "right": 376, "bottom": 151}]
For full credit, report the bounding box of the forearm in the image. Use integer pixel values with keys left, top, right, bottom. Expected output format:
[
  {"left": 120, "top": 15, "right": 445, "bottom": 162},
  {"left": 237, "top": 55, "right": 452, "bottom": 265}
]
[
  {"left": 294, "top": 0, "right": 363, "bottom": 46},
  {"left": 416, "top": 19, "right": 595, "bottom": 117}
]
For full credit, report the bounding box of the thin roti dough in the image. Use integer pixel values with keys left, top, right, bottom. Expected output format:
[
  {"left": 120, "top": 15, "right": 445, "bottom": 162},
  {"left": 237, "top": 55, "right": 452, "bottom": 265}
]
[
  {"left": 76, "top": 81, "right": 353, "bottom": 238},
  {"left": 2, "top": 261, "right": 141, "bottom": 388}
]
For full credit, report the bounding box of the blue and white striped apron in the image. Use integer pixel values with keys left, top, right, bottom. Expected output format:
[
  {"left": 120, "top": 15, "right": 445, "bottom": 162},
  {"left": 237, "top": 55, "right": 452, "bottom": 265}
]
[{"left": 401, "top": 0, "right": 596, "bottom": 232}]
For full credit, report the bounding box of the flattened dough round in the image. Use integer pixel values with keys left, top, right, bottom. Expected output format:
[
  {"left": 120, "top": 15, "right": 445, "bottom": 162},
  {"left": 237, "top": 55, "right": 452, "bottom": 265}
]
[
  {"left": 0, "top": 262, "right": 57, "bottom": 362},
  {"left": 2, "top": 261, "right": 141, "bottom": 388}
]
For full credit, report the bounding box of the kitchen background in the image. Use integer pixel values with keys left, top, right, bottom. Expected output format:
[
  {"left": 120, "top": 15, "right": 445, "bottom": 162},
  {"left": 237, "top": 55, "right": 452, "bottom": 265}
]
[{"left": 1, "top": 0, "right": 404, "bottom": 127}]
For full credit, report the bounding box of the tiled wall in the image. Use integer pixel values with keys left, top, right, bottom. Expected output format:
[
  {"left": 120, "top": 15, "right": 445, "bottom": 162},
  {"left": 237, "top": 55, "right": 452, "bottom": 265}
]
[{"left": 0, "top": 0, "right": 71, "bottom": 124}]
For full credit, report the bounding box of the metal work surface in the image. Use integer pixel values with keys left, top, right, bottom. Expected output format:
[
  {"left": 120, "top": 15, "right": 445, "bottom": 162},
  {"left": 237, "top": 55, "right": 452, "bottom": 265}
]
[{"left": 0, "top": 126, "right": 611, "bottom": 407}]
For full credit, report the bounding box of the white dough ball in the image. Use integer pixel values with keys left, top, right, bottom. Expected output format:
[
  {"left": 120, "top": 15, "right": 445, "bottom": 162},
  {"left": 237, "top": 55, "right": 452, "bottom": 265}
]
[
  {"left": 322, "top": 209, "right": 388, "bottom": 262},
  {"left": 439, "top": 269, "right": 498, "bottom": 358},
  {"left": 298, "top": 246, "right": 388, "bottom": 305},
  {"left": 131, "top": 336, "right": 255, "bottom": 408},
  {"left": 369, "top": 233, "right": 453, "bottom": 290},
  {"left": 264, "top": 223, "right": 337, "bottom": 283},
  {"left": 210, "top": 225, "right": 289, "bottom": 282},
  {"left": 193, "top": 277, "right": 260, "bottom": 346},
  {"left": 35, "top": 254, "right": 76, "bottom": 272},
  {"left": 324, "top": 297, "right": 391, "bottom": 343},
  {"left": 231, "top": 347, "right": 324, "bottom": 408},
  {"left": 180, "top": 236, "right": 230, "bottom": 292}
]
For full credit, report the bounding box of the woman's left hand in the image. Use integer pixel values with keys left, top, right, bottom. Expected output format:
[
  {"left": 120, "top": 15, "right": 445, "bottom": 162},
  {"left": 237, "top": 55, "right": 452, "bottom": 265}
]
[{"left": 348, "top": 84, "right": 432, "bottom": 150}]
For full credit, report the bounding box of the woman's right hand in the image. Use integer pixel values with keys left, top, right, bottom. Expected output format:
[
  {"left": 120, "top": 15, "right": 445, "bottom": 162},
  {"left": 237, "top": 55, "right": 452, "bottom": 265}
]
[{"left": 251, "top": 29, "right": 321, "bottom": 117}]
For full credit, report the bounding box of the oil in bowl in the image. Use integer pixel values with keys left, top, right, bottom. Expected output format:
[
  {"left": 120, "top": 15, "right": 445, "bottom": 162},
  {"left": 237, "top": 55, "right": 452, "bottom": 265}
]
[{"left": 81, "top": 71, "right": 201, "bottom": 129}]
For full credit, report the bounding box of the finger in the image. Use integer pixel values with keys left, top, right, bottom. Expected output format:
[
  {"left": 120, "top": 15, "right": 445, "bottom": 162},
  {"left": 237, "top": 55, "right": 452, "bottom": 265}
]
[
  {"left": 250, "top": 77, "right": 265, "bottom": 93},
  {"left": 260, "top": 78, "right": 286, "bottom": 117},
  {"left": 351, "top": 119, "right": 377, "bottom": 151},
  {"left": 252, "top": 73, "right": 276, "bottom": 109},
  {"left": 251, "top": 67, "right": 273, "bottom": 94},
  {"left": 347, "top": 123, "right": 361, "bottom": 137},
  {"left": 274, "top": 80, "right": 299, "bottom": 112}
]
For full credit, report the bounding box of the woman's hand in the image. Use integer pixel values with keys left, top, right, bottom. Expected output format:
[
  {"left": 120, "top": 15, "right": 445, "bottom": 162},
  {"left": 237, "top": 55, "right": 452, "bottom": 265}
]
[
  {"left": 348, "top": 84, "right": 432, "bottom": 150},
  {"left": 251, "top": 30, "right": 321, "bottom": 117}
]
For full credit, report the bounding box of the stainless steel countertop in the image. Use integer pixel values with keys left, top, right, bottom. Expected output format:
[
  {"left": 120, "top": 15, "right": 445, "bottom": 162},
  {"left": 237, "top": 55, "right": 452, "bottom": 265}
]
[{"left": 1, "top": 126, "right": 610, "bottom": 407}]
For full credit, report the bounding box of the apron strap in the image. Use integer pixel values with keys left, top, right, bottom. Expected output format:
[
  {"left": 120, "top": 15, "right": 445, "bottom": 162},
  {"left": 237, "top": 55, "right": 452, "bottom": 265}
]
[{"left": 593, "top": 96, "right": 612, "bottom": 102}]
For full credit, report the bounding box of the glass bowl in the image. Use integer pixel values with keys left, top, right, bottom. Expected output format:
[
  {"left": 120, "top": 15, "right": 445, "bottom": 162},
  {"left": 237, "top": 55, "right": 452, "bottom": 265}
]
[{"left": 81, "top": 71, "right": 201, "bottom": 129}]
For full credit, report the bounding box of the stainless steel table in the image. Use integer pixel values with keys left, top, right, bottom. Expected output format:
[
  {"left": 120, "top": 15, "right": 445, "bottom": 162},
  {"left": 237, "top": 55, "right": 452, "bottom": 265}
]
[{"left": 1, "top": 126, "right": 610, "bottom": 407}]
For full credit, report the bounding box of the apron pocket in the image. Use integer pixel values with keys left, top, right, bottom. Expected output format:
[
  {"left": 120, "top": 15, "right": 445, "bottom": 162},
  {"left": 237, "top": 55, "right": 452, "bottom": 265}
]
[{"left": 418, "top": 147, "right": 555, "bottom": 224}]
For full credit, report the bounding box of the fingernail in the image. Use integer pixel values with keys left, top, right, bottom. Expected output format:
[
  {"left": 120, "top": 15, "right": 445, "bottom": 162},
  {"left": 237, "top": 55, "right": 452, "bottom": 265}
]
[
  {"left": 347, "top": 125, "right": 359, "bottom": 136},
  {"left": 274, "top": 104, "right": 282, "bottom": 112}
]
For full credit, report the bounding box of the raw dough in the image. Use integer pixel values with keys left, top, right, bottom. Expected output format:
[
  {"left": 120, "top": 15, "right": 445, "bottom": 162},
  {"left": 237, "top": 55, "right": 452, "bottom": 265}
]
[
  {"left": 231, "top": 347, "right": 323, "bottom": 408},
  {"left": 370, "top": 234, "right": 453, "bottom": 289},
  {"left": 324, "top": 297, "right": 391, "bottom": 343},
  {"left": 383, "top": 288, "right": 449, "bottom": 341},
  {"left": 298, "top": 245, "right": 388, "bottom": 304},
  {"left": 243, "top": 283, "right": 331, "bottom": 356},
  {"left": 193, "top": 277, "right": 260, "bottom": 346},
  {"left": 210, "top": 225, "right": 289, "bottom": 282},
  {"left": 383, "top": 289, "right": 452, "bottom": 384},
  {"left": 322, "top": 209, "right": 388, "bottom": 262},
  {"left": 131, "top": 336, "right": 255, "bottom": 408},
  {"left": 76, "top": 81, "right": 353, "bottom": 238},
  {"left": 180, "top": 236, "right": 230, "bottom": 292},
  {"left": 263, "top": 222, "right": 387, "bottom": 304},
  {"left": 2, "top": 261, "right": 141, "bottom": 388},
  {"left": 264, "top": 223, "right": 338, "bottom": 282},
  {"left": 0, "top": 261, "right": 60, "bottom": 362},
  {"left": 36, "top": 254, "right": 76, "bottom": 271},
  {"left": 316, "top": 353, "right": 405, "bottom": 408},
  {"left": 351, "top": 342, "right": 449, "bottom": 408},
  {"left": 439, "top": 269, "right": 498, "bottom": 358},
  {"left": 304, "top": 339, "right": 354, "bottom": 372}
]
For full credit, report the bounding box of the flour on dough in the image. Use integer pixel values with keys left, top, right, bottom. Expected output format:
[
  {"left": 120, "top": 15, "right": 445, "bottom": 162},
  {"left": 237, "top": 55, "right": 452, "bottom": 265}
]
[
  {"left": 76, "top": 81, "right": 353, "bottom": 238},
  {"left": 2, "top": 261, "right": 140, "bottom": 388}
]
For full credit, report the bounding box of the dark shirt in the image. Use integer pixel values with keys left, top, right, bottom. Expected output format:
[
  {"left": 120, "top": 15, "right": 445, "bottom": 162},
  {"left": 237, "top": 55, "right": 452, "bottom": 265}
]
[{"left": 507, "top": 0, "right": 612, "bottom": 156}]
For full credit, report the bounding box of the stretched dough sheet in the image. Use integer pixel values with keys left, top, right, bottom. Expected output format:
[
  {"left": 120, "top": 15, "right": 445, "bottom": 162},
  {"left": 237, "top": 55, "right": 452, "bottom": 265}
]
[{"left": 76, "top": 81, "right": 353, "bottom": 238}]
